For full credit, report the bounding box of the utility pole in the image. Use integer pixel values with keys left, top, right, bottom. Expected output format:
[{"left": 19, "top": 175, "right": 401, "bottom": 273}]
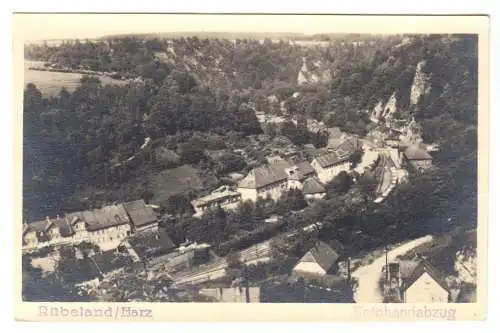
[
  {"left": 243, "top": 264, "right": 250, "bottom": 303},
  {"left": 384, "top": 245, "right": 389, "bottom": 289}
]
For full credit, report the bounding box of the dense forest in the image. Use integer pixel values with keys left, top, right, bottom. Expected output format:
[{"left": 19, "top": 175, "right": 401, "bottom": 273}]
[{"left": 23, "top": 34, "right": 478, "bottom": 254}]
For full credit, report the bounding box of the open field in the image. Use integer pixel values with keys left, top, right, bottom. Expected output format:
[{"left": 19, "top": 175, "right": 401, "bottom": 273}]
[
  {"left": 149, "top": 165, "right": 205, "bottom": 205},
  {"left": 24, "top": 60, "right": 127, "bottom": 97}
]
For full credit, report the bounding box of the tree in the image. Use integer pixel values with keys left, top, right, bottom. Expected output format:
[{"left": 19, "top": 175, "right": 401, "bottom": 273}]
[
  {"left": 326, "top": 171, "right": 354, "bottom": 196},
  {"left": 277, "top": 188, "right": 307, "bottom": 215},
  {"left": 179, "top": 141, "right": 206, "bottom": 165}
]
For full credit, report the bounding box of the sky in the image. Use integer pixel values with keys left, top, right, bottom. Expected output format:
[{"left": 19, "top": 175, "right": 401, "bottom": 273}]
[
  {"left": 13, "top": 14, "right": 487, "bottom": 43},
  {"left": 15, "top": 14, "right": 344, "bottom": 42}
]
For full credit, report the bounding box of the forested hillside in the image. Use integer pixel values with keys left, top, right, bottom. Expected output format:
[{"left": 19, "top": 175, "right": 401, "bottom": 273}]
[{"left": 23, "top": 33, "right": 478, "bottom": 241}]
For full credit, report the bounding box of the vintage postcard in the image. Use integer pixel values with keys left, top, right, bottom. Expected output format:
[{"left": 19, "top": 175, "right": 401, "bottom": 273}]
[{"left": 12, "top": 13, "right": 489, "bottom": 322}]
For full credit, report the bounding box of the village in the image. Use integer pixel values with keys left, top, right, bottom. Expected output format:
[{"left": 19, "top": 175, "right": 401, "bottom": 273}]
[{"left": 22, "top": 105, "right": 466, "bottom": 304}]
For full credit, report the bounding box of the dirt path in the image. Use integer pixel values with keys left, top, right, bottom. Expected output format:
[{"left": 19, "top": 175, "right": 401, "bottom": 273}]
[{"left": 351, "top": 235, "right": 434, "bottom": 303}]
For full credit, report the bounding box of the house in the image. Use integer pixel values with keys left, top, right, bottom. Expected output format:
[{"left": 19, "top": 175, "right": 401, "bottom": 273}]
[
  {"left": 22, "top": 216, "right": 72, "bottom": 248},
  {"left": 23, "top": 199, "right": 160, "bottom": 252},
  {"left": 160, "top": 242, "right": 212, "bottom": 272},
  {"left": 65, "top": 204, "right": 132, "bottom": 251},
  {"left": 23, "top": 205, "right": 132, "bottom": 252},
  {"left": 60, "top": 251, "right": 136, "bottom": 288},
  {"left": 198, "top": 286, "right": 261, "bottom": 303},
  {"left": 285, "top": 161, "right": 316, "bottom": 189},
  {"left": 127, "top": 228, "right": 176, "bottom": 262},
  {"left": 123, "top": 199, "right": 159, "bottom": 233},
  {"left": 237, "top": 160, "right": 291, "bottom": 202},
  {"left": 302, "top": 177, "right": 326, "bottom": 200},
  {"left": 292, "top": 241, "right": 344, "bottom": 278},
  {"left": 402, "top": 144, "right": 433, "bottom": 172},
  {"left": 311, "top": 149, "right": 352, "bottom": 184},
  {"left": 191, "top": 187, "right": 242, "bottom": 217},
  {"left": 387, "top": 259, "right": 450, "bottom": 303},
  {"left": 237, "top": 160, "right": 317, "bottom": 202}
]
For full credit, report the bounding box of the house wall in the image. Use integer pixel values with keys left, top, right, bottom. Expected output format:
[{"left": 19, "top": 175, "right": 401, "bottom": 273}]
[
  {"left": 23, "top": 231, "right": 38, "bottom": 247},
  {"left": 404, "top": 272, "right": 449, "bottom": 303},
  {"left": 238, "top": 180, "right": 288, "bottom": 203},
  {"left": 256, "top": 180, "right": 288, "bottom": 201},
  {"left": 193, "top": 197, "right": 242, "bottom": 217},
  {"left": 288, "top": 179, "right": 303, "bottom": 190},
  {"left": 305, "top": 193, "right": 326, "bottom": 201},
  {"left": 312, "top": 160, "right": 350, "bottom": 184},
  {"left": 238, "top": 188, "right": 258, "bottom": 202},
  {"left": 22, "top": 223, "right": 131, "bottom": 252},
  {"left": 292, "top": 262, "right": 327, "bottom": 276}
]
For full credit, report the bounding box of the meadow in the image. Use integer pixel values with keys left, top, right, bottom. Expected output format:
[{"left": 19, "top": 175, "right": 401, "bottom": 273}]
[{"left": 24, "top": 60, "right": 127, "bottom": 97}]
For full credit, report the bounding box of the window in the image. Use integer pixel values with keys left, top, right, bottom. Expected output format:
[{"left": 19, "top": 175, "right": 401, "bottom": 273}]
[{"left": 115, "top": 215, "right": 121, "bottom": 223}]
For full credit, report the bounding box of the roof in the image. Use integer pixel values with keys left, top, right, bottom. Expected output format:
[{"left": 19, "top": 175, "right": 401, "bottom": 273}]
[
  {"left": 327, "top": 127, "right": 345, "bottom": 148},
  {"left": 24, "top": 217, "right": 73, "bottom": 237},
  {"left": 401, "top": 260, "right": 450, "bottom": 294},
  {"left": 123, "top": 199, "right": 157, "bottom": 227},
  {"left": 67, "top": 204, "right": 131, "bottom": 232},
  {"left": 286, "top": 161, "right": 316, "bottom": 181},
  {"left": 313, "top": 150, "right": 351, "bottom": 168},
  {"left": 302, "top": 177, "right": 326, "bottom": 194},
  {"left": 327, "top": 127, "right": 343, "bottom": 138},
  {"left": 191, "top": 190, "right": 241, "bottom": 207},
  {"left": 297, "top": 241, "right": 341, "bottom": 272},
  {"left": 128, "top": 229, "right": 176, "bottom": 259},
  {"left": 92, "top": 251, "right": 134, "bottom": 275},
  {"left": 238, "top": 160, "right": 292, "bottom": 189},
  {"left": 403, "top": 145, "right": 432, "bottom": 160}
]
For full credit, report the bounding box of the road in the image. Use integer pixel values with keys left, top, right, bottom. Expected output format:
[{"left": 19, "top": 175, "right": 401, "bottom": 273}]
[{"left": 351, "top": 235, "right": 434, "bottom": 303}]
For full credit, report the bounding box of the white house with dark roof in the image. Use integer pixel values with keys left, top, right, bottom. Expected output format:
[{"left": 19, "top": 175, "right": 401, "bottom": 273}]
[
  {"left": 302, "top": 177, "right": 327, "bottom": 200},
  {"left": 237, "top": 160, "right": 317, "bottom": 202},
  {"left": 311, "top": 149, "right": 352, "bottom": 184},
  {"left": 292, "top": 241, "right": 344, "bottom": 278},
  {"left": 387, "top": 259, "right": 450, "bottom": 303},
  {"left": 402, "top": 144, "right": 433, "bottom": 172},
  {"left": 22, "top": 199, "right": 159, "bottom": 252},
  {"left": 237, "top": 160, "right": 290, "bottom": 202}
]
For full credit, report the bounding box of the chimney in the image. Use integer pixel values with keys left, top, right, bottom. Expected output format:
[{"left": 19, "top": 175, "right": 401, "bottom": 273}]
[
  {"left": 56, "top": 214, "right": 60, "bottom": 220},
  {"left": 46, "top": 216, "right": 50, "bottom": 222}
]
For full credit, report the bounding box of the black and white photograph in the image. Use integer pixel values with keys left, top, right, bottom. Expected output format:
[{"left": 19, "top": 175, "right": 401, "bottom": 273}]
[{"left": 13, "top": 13, "right": 489, "bottom": 321}]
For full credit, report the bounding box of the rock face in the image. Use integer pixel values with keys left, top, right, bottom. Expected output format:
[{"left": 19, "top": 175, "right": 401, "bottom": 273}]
[
  {"left": 381, "top": 92, "right": 398, "bottom": 119},
  {"left": 297, "top": 57, "right": 331, "bottom": 85},
  {"left": 371, "top": 92, "right": 398, "bottom": 123},
  {"left": 371, "top": 100, "right": 384, "bottom": 123},
  {"left": 399, "top": 117, "right": 423, "bottom": 143},
  {"left": 410, "top": 61, "right": 431, "bottom": 105}
]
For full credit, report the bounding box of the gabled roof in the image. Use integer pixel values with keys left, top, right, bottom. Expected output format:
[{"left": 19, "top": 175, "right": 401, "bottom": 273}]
[
  {"left": 123, "top": 199, "right": 157, "bottom": 228},
  {"left": 24, "top": 217, "right": 72, "bottom": 236},
  {"left": 92, "top": 251, "right": 134, "bottom": 275},
  {"left": 286, "top": 161, "right": 316, "bottom": 181},
  {"left": 401, "top": 260, "right": 450, "bottom": 293},
  {"left": 313, "top": 150, "right": 351, "bottom": 168},
  {"left": 128, "top": 229, "right": 176, "bottom": 260},
  {"left": 297, "top": 241, "right": 342, "bottom": 272},
  {"left": 238, "top": 160, "right": 292, "bottom": 189},
  {"left": 404, "top": 145, "right": 432, "bottom": 160},
  {"left": 302, "top": 177, "right": 326, "bottom": 195},
  {"left": 73, "top": 204, "right": 131, "bottom": 232}
]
